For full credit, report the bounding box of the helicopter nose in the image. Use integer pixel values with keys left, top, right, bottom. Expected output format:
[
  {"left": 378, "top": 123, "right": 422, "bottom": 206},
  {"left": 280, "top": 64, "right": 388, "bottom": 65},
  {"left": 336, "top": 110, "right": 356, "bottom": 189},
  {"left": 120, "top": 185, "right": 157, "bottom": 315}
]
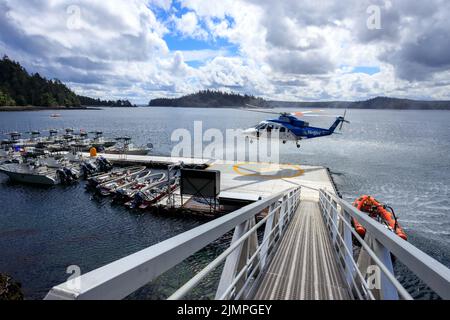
[{"left": 243, "top": 128, "right": 256, "bottom": 136}]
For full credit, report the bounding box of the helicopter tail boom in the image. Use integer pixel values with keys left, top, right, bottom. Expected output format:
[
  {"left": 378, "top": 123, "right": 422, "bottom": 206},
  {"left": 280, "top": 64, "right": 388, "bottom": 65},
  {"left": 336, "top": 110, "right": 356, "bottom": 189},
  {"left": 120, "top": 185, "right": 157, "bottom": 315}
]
[{"left": 329, "top": 117, "right": 345, "bottom": 133}]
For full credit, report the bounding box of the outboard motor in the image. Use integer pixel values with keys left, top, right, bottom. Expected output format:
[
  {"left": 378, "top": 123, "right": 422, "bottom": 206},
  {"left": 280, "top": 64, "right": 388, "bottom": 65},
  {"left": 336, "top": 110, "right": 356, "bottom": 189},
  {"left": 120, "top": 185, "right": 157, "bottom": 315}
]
[
  {"left": 112, "top": 188, "right": 126, "bottom": 203},
  {"left": 97, "top": 157, "right": 112, "bottom": 172},
  {"left": 80, "top": 162, "right": 97, "bottom": 179},
  {"left": 130, "top": 192, "right": 144, "bottom": 209},
  {"left": 63, "top": 167, "right": 78, "bottom": 183},
  {"left": 56, "top": 169, "right": 69, "bottom": 184}
]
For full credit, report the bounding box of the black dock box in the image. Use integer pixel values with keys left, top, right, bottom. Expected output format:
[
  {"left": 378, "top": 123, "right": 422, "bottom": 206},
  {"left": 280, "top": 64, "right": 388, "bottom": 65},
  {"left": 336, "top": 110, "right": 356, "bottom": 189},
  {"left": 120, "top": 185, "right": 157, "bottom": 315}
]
[{"left": 180, "top": 169, "right": 220, "bottom": 198}]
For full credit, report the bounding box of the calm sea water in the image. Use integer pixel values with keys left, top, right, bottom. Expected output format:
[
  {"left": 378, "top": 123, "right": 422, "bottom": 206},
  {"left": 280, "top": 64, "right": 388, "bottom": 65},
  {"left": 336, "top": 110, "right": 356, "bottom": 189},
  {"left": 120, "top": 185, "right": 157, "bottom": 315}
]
[{"left": 0, "top": 107, "right": 449, "bottom": 300}]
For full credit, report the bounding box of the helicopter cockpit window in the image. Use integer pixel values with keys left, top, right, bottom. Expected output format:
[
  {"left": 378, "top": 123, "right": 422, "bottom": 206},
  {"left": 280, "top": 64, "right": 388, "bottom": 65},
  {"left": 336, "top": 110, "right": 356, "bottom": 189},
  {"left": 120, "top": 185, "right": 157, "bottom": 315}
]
[{"left": 257, "top": 124, "right": 267, "bottom": 130}]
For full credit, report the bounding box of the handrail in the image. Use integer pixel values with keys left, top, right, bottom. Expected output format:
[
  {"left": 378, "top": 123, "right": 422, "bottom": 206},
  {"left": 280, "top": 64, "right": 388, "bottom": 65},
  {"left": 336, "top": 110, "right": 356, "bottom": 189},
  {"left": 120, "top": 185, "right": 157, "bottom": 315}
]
[
  {"left": 320, "top": 192, "right": 410, "bottom": 299},
  {"left": 320, "top": 189, "right": 450, "bottom": 300},
  {"left": 168, "top": 203, "right": 280, "bottom": 300},
  {"left": 45, "top": 189, "right": 297, "bottom": 300},
  {"left": 168, "top": 188, "right": 301, "bottom": 300}
]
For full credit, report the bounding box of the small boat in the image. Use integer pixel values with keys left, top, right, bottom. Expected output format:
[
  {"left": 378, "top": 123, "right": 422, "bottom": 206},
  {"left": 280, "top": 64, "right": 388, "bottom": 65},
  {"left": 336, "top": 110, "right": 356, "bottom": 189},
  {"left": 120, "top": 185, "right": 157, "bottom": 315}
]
[
  {"left": 86, "top": 169, "right": 124, "bottom": 187},
  {"left": 352, "top": 195, "right": 407, "bottom": 241},
  {"left": 104, "top": 137, "right": 150, "bottom": 156},
  {"left": 50, "top": 114, "right": 61, "bottom": 118},
  {"left": 125, "top": 177, "right": 179, "bottom": 209},
  {"left": 90, "top": 131, "right": 117, "bottom": 149},
  {"left": 0, "top": 162, "right": 78, "bottom": 185},
  {"left": 0, "top": 163, "right": 58, "bottom": 185},
  {"left": 96, "top": 167, "right": 147, "bottom": 196},
  {"left": 86, "top": 165, "right": 143, "bottom": 187},
  {"left": 113, "top": 172, "right": 166, "bottom": 202}
]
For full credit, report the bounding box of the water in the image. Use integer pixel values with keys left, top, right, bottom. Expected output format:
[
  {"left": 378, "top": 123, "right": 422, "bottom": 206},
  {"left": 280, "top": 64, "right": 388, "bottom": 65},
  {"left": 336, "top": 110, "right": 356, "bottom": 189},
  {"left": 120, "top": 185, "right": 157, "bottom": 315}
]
[{"left": 0, "top": 107, "right": 449, "bottom": 299}]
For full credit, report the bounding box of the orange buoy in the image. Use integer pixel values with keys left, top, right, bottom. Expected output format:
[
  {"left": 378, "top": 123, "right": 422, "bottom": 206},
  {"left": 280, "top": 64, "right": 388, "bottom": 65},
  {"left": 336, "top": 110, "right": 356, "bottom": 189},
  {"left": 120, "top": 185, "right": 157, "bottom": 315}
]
[
  {"left": 352, "top": 195, "right": 407, "bottom": 241},
  {"left": 90, "top": 147, "right": 97, "bottom": 157}
]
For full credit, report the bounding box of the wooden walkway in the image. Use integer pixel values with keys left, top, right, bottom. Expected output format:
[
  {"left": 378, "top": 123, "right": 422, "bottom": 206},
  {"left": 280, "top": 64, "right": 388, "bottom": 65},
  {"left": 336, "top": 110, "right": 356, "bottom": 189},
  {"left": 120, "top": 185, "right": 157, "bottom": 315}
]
[{"left": 254, "top": 200, "right": 351, "bottom": 300}]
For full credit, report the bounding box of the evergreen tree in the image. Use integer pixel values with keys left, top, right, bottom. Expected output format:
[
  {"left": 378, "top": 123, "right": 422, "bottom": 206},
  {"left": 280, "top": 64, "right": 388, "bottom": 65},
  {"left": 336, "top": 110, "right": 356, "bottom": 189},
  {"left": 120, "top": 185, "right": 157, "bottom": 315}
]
[
  {"left": 0, "top": 55, "right": 81, "bottom": 107},
  {"left": 0, "top": 89, "right": 16, "bottom": 106}
]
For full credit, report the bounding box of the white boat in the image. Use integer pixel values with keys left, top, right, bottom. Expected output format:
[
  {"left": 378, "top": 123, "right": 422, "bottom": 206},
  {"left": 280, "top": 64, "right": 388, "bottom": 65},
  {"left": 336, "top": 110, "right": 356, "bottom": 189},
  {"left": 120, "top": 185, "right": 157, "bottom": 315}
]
[
  {"left": 0, "top": 163, "right": 59, "bottom": 185},
  {"left": 96, "top": 167, "right": 147, "bottom": 196},
  {"left": 86, "top": 165, "right": 143, "bottom": 187},
  {"left": 104, "top": 144, "right": 150, "bottom": 156},
  {"left": 104, "top": 137, "right": 150, "bottom": 155},
  {"left": 114, "top": 172, "right": 166, "bottom": 201}
]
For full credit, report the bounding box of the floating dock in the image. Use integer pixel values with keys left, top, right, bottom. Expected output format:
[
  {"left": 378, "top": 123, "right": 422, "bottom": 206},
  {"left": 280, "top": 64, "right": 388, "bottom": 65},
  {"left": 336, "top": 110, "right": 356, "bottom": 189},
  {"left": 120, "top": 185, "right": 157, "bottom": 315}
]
[
  {"left": 84, "top": 153, "right": 337, "bottom": 203},
  {"left": 81, "top": 153, "right": 211, "bottom": 168}
]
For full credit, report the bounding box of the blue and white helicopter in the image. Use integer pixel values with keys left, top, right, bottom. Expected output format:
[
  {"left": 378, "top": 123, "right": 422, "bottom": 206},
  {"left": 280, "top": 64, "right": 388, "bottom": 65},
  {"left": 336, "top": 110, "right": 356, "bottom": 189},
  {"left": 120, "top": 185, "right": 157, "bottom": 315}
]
[{"left": 242, "top": 105, "right": 349, "bottom": 148}]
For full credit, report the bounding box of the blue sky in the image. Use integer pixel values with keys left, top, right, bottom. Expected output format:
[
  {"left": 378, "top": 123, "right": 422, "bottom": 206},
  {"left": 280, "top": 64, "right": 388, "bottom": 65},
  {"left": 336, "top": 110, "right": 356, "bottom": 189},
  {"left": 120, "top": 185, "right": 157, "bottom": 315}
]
[{"left": 0, "top": 0, "right": 449, "bottom": 102}]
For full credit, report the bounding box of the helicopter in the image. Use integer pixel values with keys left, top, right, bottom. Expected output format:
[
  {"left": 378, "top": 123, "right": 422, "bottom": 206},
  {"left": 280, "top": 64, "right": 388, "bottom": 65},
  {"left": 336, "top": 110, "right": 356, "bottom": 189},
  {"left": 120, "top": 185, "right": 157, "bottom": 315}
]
[{"left": 242, "top": 105, "right": 350, "bottom": 148}]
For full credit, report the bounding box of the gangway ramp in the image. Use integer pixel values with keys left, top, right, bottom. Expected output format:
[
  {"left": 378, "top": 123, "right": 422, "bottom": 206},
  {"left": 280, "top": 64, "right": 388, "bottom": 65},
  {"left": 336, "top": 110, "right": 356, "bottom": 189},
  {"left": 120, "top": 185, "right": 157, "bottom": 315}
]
[{"left": 254, "top": 201, "right": 350, "bottom": 300}]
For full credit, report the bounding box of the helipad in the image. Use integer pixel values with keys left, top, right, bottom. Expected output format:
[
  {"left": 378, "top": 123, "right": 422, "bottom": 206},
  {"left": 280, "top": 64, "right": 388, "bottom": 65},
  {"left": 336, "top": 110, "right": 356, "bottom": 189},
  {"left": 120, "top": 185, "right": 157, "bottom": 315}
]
[{"left": 208, "top": 160, "right": 337, "bottom": 201}]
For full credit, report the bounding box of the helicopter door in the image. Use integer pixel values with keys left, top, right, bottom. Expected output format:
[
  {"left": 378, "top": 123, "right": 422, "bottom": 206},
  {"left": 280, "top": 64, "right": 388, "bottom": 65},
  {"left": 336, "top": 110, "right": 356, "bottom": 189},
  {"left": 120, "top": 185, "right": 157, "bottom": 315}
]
[
  {"left": 266, "top": 124, "right": 274, "bottom": 137},
  {"left": 258, "top": 123, "right": 267, "bottom": 137},
  {"left": 279, "top": 126, "right": 288, "bottom": 140}
]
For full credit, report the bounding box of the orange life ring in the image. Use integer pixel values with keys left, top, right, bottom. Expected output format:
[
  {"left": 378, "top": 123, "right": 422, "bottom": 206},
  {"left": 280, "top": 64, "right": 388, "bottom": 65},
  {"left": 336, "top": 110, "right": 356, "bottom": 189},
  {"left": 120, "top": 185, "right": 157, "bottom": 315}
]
[{"left": 352, "top": 195, "right": 407, "bottom": 241}]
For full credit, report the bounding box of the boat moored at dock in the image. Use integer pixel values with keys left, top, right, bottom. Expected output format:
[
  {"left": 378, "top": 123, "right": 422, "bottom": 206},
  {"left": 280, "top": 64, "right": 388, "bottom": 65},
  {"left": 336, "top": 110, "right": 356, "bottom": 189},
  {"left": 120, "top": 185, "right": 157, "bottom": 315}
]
[
  {"left": 0, "top": 163, "right": 61, "bottom": 185},
  {"left": 96, "top": 167, "right": 148, "bottom": 196}
]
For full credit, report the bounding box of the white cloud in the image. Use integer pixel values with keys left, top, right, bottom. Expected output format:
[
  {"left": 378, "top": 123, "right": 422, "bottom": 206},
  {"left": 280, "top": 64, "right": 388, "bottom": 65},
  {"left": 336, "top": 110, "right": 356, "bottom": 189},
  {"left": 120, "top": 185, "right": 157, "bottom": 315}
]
[
  {"left": 173, "top": 11, "right": 208, "bottom": 40},
  {"left": 1, "top": 0, "right": 450, "bottom": 103}
]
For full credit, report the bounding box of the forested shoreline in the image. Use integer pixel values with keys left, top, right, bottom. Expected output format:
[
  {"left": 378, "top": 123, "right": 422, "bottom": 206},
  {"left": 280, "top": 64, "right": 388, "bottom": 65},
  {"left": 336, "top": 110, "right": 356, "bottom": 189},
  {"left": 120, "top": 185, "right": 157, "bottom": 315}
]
[{"left": 0, "top": 56, "right": 135, "bottom": 109}]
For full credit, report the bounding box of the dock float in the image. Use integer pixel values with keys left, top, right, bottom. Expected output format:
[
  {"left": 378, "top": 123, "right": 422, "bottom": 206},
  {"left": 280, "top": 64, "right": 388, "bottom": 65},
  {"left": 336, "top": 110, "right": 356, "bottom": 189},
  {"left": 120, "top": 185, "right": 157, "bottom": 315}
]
[{"left": 81, "top": 153, "right": 212, "bottom": 168}]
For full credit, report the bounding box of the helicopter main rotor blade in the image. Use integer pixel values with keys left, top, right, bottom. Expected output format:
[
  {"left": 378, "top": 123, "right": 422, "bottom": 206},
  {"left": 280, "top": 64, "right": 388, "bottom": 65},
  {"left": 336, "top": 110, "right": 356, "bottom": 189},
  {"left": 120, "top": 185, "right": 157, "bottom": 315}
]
[
  {"left": 242, "top": 105, "right": 282, "bottom": 115},
  {"left": 300, "top": 114, "right": 342, "bottom": 118}
]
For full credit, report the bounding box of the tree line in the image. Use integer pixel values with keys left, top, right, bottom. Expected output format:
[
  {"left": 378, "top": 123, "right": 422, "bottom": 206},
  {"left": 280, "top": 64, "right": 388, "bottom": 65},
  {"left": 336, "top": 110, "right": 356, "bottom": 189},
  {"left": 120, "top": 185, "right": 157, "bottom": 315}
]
[
  {"left": 0, "top": 56, "right": 134, "bottom": 108},
  {"left": 149, "top": 90, "right": 267, "bottom": 108},
  {"left": 78, "top": 95, "right": 135, "bottom": 107}
]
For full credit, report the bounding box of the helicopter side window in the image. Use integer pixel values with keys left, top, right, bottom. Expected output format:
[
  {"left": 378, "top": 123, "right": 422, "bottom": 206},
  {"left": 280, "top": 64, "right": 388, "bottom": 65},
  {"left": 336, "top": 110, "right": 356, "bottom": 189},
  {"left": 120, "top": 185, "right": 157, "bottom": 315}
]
[
  {"left": 280, "top": 127, "right": 286, "bottom": 133},
  {"left": 267, "top": 124, "right": 274, "bottom": 132}
]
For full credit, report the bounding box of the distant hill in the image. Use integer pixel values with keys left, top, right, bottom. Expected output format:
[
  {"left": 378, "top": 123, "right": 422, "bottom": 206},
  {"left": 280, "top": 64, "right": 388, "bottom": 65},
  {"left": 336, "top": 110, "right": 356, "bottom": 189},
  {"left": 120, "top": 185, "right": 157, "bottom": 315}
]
[
  {"left": 77, "top": 95, "right": 136, "bottom": 108},
  {"left": 0, "top": 56, "right": 135, "bottom": 109},
  {"left": 149, "top": 90, "right": 268, "bottom": 108},
  {"left": 268, "top": 97, "right": 450, "bottom": 110},
  {"left": 149, "top": 91, "right": 450, "bottom": 110}
]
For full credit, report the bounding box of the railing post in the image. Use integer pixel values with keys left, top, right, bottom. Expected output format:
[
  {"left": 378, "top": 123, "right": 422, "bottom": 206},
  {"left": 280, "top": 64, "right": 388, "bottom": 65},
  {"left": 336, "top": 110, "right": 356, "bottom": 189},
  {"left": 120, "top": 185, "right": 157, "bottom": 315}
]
[
  {"left": 215, "top": 219, "right": 252, "bottom": 299},
  {"left": 341, "top": 208, "right": 355, "bottom": 288},
  {"left": 278, "top": 195, "right": 288, "bottom": 232},
  {"left": 260, "top": 203, "right": 277, "bottom": 270},
  {"left": 331, "top": 199, "right": 338, "bottom": 245}
]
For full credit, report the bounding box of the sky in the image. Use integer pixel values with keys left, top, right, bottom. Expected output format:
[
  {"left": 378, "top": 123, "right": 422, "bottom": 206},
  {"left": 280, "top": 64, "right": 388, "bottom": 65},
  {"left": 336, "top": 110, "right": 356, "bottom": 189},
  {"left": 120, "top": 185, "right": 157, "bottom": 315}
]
[{"left": 1, "top": 0, "right": 450, "bottom": 103}]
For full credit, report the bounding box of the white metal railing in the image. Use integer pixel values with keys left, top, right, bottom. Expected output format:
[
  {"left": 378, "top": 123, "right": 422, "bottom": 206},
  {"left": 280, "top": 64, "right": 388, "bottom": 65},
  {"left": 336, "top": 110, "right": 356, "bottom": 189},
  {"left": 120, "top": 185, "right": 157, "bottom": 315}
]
[
  {"left": 319, "top": 189, "right": 450, "bottom": 300},
  {"left": 171, "top": 187, "right": 301, "bottom": 300},
  {"left": 45, "top": 187, "right": 301, "bottom": 300}
]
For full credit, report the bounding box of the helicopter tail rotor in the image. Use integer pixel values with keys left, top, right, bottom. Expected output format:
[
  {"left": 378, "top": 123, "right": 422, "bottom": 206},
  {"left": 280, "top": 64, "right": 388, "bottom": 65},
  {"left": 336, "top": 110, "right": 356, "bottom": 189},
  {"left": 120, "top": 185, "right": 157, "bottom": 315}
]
[{"left": 339, "top": 109, "right": 350, "bottom": 131}]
